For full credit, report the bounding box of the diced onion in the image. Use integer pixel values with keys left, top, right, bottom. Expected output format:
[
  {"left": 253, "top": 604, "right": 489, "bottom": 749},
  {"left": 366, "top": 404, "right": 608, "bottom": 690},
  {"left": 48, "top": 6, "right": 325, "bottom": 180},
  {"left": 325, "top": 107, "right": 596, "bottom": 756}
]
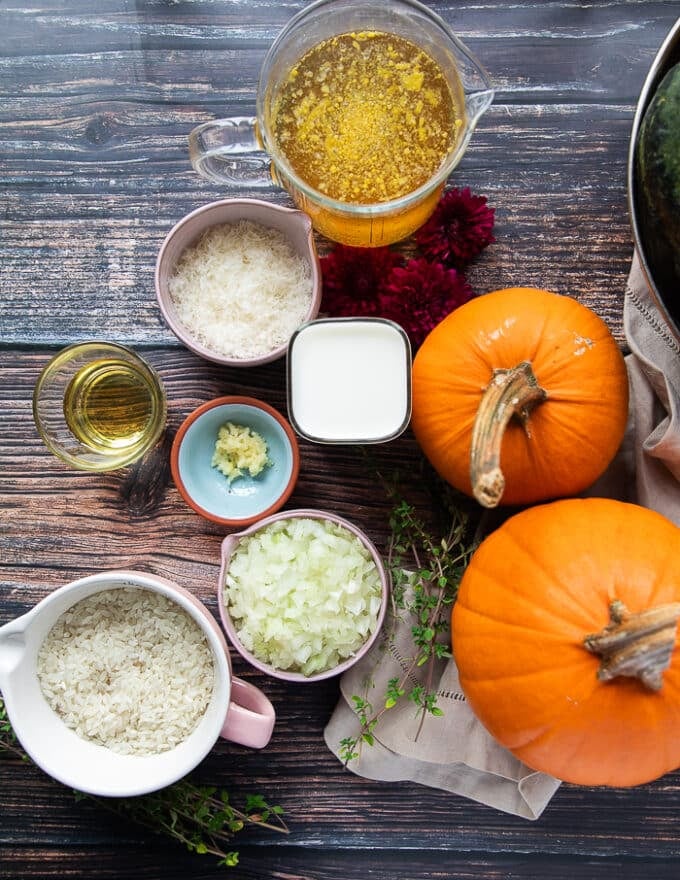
[{"left": 224, "top": 517, "right": 384, "bottom": 676}]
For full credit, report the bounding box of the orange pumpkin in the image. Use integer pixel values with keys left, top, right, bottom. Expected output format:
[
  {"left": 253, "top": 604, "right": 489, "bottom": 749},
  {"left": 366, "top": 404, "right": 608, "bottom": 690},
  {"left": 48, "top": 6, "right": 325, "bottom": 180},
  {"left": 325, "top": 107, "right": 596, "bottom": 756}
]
[
  {"left": 452, "top": 497, "right": 680, "bottom": 787},
  {"left": 411, "top": 287, "right": 629, "bottom": 508}
]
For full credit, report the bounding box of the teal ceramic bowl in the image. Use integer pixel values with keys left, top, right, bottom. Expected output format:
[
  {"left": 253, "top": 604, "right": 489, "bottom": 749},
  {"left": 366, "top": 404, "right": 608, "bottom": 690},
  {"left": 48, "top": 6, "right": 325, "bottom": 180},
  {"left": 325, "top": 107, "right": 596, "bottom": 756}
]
[{"left": 171, "top": 396, "right": 299, "bottom": 527}]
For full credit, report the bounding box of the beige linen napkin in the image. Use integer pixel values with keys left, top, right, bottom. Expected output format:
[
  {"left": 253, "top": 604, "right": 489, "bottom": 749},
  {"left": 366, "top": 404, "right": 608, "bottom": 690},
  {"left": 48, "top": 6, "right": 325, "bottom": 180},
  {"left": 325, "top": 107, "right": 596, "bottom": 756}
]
[
  {"left": 623, "top": 251, "right": 680, "bottom": 523},
  {"left": 324, "top": 587, "right": 562, "bottom": 820},
  {"left": 325, "top": 250, "right": 680, "bottom": 820}
]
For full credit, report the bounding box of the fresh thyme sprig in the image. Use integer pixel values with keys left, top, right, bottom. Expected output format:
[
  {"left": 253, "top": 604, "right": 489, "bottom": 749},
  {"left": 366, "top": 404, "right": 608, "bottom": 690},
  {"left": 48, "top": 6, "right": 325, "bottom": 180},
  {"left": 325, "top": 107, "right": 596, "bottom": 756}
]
[
  {"left": 339, "top": 464, "right": 480, "bottom": 765},
  {"left": 75, "top": 785, "right": 287, "bottom": 868},
  {"left": 0, "top": 696, "right": 288, "bottom": 869}
]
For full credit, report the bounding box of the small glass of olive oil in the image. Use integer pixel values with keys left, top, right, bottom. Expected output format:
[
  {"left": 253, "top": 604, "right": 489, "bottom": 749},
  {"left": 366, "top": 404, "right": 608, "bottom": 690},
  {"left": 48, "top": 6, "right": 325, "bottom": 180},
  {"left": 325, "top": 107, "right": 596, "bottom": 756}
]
[{"left": 33, "top": 342, "right": 167, "bottom": 471}]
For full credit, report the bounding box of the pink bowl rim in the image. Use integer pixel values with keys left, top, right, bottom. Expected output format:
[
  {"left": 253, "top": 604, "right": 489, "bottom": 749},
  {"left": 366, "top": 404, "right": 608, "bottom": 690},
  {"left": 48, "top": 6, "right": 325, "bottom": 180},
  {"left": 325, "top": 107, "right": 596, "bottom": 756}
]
[
  {"left": 170, "top": 395, "right": 300, "bottom": 527},
  {"left": 154, "top": 198, "right": 322, "bottom": 367},
  {"left": 217, "top": 508, "right": 389, "bottom": 683}
]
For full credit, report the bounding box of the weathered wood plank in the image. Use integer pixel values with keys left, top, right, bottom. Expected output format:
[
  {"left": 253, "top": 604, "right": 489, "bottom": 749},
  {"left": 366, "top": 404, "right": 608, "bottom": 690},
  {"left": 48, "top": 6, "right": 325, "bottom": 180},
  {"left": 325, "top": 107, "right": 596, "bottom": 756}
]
[
  {"left": 2, "top": 842, "right": 679, "bottom": 880},
  {"left": 1, "top": 1, "right": 676, "bottom": 106},
  {"left": 2, "top": 746, "right": 680, "bottom": 861},
  {"left": 0, "top": 105, "right": 639, "bottom": 346}
]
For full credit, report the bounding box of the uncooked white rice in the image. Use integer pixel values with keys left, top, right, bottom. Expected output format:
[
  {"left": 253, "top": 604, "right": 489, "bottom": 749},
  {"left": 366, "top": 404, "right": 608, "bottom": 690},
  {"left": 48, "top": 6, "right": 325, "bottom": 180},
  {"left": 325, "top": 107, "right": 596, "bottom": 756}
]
[{"left": 37, "top": 587, "right": 215, "bottom": 756}]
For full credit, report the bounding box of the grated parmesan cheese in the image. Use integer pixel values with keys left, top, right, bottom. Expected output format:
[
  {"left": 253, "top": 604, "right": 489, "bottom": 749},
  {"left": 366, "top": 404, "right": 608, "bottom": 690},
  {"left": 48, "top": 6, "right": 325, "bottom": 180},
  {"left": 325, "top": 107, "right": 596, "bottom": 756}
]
[{"left": 168, "top": 220, "right": 313, "bottom": 360}]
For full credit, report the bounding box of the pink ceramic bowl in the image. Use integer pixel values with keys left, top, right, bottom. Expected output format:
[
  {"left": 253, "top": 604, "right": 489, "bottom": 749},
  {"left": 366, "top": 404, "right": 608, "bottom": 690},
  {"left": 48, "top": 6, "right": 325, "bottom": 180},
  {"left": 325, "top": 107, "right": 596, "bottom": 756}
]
[
  {"left": 155, "top": 198, "right": 321, "bottom": 367},
  {"left": 217, "top": 509, "right": 389, "bottom": 683}
]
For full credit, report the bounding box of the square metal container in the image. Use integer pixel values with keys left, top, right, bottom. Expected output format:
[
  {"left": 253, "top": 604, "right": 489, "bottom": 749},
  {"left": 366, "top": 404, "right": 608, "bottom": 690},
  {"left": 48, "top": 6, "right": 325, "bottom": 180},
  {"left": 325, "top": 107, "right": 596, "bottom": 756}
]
[{"left": 287, "top": 317, "right": 412, "bottom": 444}]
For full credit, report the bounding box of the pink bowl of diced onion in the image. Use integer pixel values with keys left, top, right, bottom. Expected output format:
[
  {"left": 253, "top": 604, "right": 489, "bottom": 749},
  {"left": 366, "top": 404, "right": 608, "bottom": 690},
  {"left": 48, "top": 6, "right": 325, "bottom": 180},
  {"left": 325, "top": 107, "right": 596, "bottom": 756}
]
[{"left": 217, "top": 509, "right": 389, "bottom": 682}]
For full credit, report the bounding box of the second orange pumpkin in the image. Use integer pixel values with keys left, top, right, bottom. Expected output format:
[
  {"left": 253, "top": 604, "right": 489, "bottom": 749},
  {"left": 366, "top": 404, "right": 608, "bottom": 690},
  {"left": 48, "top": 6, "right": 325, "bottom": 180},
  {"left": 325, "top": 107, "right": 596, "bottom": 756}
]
[{"left": 451, "top": 497, "right": 680, "bottom": 787}]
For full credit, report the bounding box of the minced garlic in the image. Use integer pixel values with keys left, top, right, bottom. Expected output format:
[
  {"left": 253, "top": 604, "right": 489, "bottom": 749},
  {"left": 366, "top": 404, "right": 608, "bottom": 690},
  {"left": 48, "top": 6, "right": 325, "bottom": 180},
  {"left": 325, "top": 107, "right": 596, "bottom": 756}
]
[{"left": 212, "top": 422, "right": 271, "bottom": 484}]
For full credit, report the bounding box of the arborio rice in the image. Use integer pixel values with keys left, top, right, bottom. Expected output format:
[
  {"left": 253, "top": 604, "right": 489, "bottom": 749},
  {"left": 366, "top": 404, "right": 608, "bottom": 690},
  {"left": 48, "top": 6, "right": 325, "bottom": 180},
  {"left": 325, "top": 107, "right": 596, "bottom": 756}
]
[{"left": 37, "top": 588, "right": 214, "bottom": 756}]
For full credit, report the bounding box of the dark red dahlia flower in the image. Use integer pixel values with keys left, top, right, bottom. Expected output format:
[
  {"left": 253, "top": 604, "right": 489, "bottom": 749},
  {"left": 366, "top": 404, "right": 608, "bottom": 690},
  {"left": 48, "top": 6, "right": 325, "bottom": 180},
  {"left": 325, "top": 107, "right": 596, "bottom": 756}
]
[
  {"left": 416, "top": 186, "right": 495, "bottom": 269},
  {"left": 320, "top": 245, "right": 404, "bottom": 317},
  {"left": 378, "top": 258, "right": 474, "bottom": 350}
]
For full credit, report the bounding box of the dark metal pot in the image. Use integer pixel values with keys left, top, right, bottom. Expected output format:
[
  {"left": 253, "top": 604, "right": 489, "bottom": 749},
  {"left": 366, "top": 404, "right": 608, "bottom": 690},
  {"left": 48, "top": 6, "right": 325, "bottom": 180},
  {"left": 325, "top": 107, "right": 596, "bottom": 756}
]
[{"left": 628, "top": 17, "right": 680, "bottom": 339}]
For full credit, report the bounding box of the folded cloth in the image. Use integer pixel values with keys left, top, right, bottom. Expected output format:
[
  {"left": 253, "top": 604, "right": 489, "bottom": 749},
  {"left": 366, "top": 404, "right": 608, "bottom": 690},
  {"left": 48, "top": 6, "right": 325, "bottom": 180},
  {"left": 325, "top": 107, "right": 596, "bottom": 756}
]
[
  {"left": 624, "top": 250, "right": 680, "bottom": 523},
  {"left": 325, "top": 251, "right": 680, "bottom": 820},
  {"left": 324, "top": 589, "right": 561, "bottom": 821}
]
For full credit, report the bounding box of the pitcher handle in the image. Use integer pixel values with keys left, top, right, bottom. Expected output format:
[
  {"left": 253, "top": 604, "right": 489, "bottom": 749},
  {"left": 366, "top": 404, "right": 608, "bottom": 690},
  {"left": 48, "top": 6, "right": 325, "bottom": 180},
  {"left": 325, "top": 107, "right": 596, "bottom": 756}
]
[
  {"left": 0, "top": 606, "right": 40, "bottom": 682},
  {"left": 188, "top": 117, "right": 274, "bottom": 187},
  {"left": 220, "top": 675, "right": 275, "bottom": 749}
]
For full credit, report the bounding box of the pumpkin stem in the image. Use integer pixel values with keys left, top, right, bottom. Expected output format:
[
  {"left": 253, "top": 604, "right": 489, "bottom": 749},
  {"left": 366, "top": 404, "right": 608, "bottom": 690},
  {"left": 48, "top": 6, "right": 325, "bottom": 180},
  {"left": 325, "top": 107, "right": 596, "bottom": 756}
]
[
  {"left": 470, "top": 361, "right": 547, "bottom": 508},
  {"left": 584, "top": 599, "right": 680, "bottom": 691}
]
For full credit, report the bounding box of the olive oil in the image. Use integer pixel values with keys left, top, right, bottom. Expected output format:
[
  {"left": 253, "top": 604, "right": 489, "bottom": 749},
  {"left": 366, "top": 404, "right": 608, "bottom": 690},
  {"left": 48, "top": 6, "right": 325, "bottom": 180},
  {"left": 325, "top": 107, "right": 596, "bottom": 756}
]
[
  {"left": 271, "top": 31, "right": 465, "bottom": 205},
  {"left": 63, "top": 358, "right": 160, "bottom": 456}
]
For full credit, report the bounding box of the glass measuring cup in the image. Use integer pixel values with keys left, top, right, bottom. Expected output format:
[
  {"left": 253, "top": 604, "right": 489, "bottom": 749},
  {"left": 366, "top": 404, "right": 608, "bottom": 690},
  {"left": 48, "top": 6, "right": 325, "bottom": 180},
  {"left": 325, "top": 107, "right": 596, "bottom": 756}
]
[{"left": 188, "top": 0, "right": 494, "bottom": 247}]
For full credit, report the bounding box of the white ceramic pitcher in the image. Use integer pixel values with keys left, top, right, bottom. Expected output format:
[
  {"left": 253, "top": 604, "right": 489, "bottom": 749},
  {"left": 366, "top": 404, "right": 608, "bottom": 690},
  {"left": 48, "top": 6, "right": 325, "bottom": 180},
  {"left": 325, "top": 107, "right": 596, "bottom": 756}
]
[{"left": 0, "top": 571, "right": 275, "bottom": 797}]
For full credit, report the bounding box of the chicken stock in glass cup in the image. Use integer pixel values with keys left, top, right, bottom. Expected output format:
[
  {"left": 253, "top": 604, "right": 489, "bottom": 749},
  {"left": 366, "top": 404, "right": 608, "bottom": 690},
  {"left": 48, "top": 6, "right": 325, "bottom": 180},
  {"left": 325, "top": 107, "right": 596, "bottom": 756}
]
[{"left": 188, "top": 0, "right": 494, "bottom": 247}]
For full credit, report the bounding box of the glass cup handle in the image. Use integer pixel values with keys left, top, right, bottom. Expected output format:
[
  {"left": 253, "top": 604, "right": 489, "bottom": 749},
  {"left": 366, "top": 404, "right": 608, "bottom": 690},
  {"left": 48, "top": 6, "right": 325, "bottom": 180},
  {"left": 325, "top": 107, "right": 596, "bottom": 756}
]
[{"left": 188, "top": 117, "right": 274, "bottom": 187}]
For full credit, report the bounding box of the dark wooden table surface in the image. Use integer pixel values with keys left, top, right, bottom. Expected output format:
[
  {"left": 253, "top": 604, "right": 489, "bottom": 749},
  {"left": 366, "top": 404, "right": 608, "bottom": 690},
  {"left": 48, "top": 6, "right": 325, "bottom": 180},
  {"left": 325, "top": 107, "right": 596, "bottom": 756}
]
[{"left": 3, "top": 1, "right": 680, "bottom": 878}]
